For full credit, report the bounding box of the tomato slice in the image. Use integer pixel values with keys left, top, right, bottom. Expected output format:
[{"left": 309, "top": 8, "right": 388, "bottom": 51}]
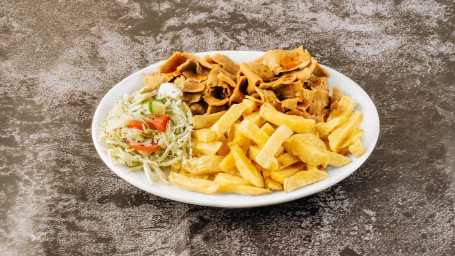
[
  {"left": 127, "top": 141, "right": 159, "bottom": 152},
  {"left": 146, "top": 115, "right": 170, "bottom": 132},
  {"left": 128, "top": 120, "right": 146, "bottom": 130}
]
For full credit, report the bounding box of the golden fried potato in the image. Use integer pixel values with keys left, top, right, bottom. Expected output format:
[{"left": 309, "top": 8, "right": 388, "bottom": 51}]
[
  {"left": 211, "top": 103, "right": 247, "bottom": 136},
  {"left": 243, "top": 112, "right": 266, "bottom": 127},
  {"left": 327, "top": 152, "right": 352, "bottom": 166},
  {"left": 186, "top": 155, "right": 224, "bottom": 174},
  {"left": 277, "top": 152, "right": 300, "bottom": 169},
  {"left": 284, "top": 136, "right": 329, "bottom": 166},
  {"left": 192, "top": 128, "right": 219, "bottom": 143},
  {"left": 261, "top": 168, "right": 271, "bottom": 178},
  {"left": 220, "top": 152, "right": 236, "bottom": 173},
  {"left": 217, "top": 134, "right": 230, "bottom": 156},
  {"left": 224, "top": 167, "right": 242, "bottom": 177},
  {"left": 275, "top": 146, "right": 285, "bottom": 157},
  {"left": 339, "top": 129, "right": 364, "bottom": 149},
  {"left": 260, "top": 122, "right": 276, "bottom": 136},
  {"left": 170, "top": 172, "right": 219, "bottom": 193},
  {"left": 192, "top": 140, "right": 223, "bottom": 156},
  {"left": 231, "top": 144, "right": 264, "bottom": 188},
  {"left": 328, "top": 112, "right": 362, "bottom": 152},
  {"left": 193, "top": 111, "right": 227, "bottom": 129},
  {"left": 283, "top": 169, "right": 330, "bottom": 192},
  {"left": 214, "top": 173, "right": 250, "bottom": 192},
  {"left": 348, "top": 138, "right": 366, "bottom": 158},
  {"left": 315, "top": 116, "right": 348, "bottom": 138},
  {"left": 239, "top": 120, "right": 270, "bottom": 146},
  {"left": 259, "top": 103, "right": 316, "bottom": 134},
  {"left": 229, "top": 185, "right": 271, "bottom": 196},
  {"left": 241, "top": 98, "right": 258, "bottom": 116},
  {"left": 256, "top": 125, "right": 293, "bottom": 170},
  {"left": 327, "top": 95, "right": 356, "bottom": 122},
  {"left": 248, "top": 145, "right": 261, "bottom": 162},
  {"left": 284, "top": 135, "right": 351, "bottom": 167},
  {"left": 233, "top": 123, "right": 251, "bottom": 151},
  {"left": 265, "top": 178, "right": 284, "bottom": 191},
  {"left": 179, "top": 171, "right": 210, "bottom": 180},
  {"left": 290, "top": 133, "right": 327, "bottom": 149},
  {"left": 271, "top": 163, "right": 305, "bottom": 184}
]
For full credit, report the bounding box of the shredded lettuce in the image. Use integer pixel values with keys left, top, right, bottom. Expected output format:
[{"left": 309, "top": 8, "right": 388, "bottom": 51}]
[{"left": 99, "top": 85, "right": 193, "bottom": 184}]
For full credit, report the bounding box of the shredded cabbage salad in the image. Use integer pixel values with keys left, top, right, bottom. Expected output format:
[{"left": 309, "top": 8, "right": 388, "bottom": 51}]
[{"left": 99, "top": 83, "right": 193, "bottom": 184}]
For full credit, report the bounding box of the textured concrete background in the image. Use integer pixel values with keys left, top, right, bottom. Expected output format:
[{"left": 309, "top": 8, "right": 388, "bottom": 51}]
[{"left": 1, "top": 0, "right": 454, "bottom": 255}]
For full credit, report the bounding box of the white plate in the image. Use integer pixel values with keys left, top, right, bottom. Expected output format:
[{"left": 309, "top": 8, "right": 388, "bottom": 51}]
[{"left": 92, "top": 51, "right": 380, "bottom": 208}]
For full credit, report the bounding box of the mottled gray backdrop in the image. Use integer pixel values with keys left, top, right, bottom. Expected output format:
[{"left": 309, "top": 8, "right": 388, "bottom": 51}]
[{"left": 1, "top": 0, "right": 454, "bottom": 255}]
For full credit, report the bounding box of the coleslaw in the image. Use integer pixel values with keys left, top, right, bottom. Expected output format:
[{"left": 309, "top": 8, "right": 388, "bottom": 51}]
[{"left": 99, "top": 83, "right": 193, "bottom": 184}]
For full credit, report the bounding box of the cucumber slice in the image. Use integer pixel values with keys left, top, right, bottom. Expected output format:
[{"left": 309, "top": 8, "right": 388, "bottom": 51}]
[{"left": 142, "top": 100, "right": 165, "bottom": 114}]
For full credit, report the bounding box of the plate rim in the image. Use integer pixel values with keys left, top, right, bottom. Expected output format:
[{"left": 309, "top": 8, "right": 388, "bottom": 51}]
[{"left": 91, "top": 50, "right": 380, "bottom": 208}]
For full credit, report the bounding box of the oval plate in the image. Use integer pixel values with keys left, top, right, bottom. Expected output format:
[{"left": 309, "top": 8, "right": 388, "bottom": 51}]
[{"left": 92, "top": 51, "right": 380, "bottom": 208}]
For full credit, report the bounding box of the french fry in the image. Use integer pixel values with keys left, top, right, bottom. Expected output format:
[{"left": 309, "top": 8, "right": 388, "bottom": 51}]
[
  {"left": 261, "top": 168, "right": 271, "bottom": 178},
  {"left": 214, "top": 173, "right": 250, "bottom": 192},
  {"left": 293, "top": 134, "right": 327, "bottom": 150},
  {"left": 171, "top": 161, "right": 184, "bottom": 172},
  {"left": 328, "top": 112, "right": 362, "bottom": 152},
  {"left": 193, "top": 111, "right": 227, "bottom": 129},
  {"left": 217, "top": 134, "right": 230, "bottom": 156},
  {"left": 170, "top": 171, "right": 220, "bottom": 193},
  {"left": 256, "top": 125, "right": 293, "bottom": 170},
  {"left": 243, "top": 112, "right": 266, "bottom": 127},
  {"left": 179, "top": 171, "right": 210, "bottom": 180},
  {"left": 271, "top": 163, "right": 305, "bottom": 184},
  {"left": 277, "top": 152, "right": 300, "bottom": 169},
  {"left": 265, "top": 178, "right": 284, "bottom": 191},
  {"left": 259, "top": 103, "right": 316, "bottom": 134},
  {"left": 229, "top": 185, "right": 271, "bottom": 196},
  {"left": 339, "top": 129, "right": 364, "bottom": 149},
  {"left": 211, "top": 103, "right": 247, "bottom": 136},
  {"left": 327, "top": 95, "right": 356, "bottom": 122},
  {"left": 285, "top": 135, "right": 351, "bottom": 167},
  {"left": 305, "top": 164, "right": 319, "bottom": 170},
  {"left": 327, "top": 152, "right": 352, "bottom": 166},
  {"left": 231, "top": 144, "right": 264, "bottom": 188},
  {"left": 250, "top": 162, "right": 264, "bottom": 172},
  {"left": 227, "top": 123, "right": 238, "bottom": 142},
  {"left": 220, "top": 152, "right": 236, "bottom": 173},
  {"left": 284, "top": 136, "right": 330, "bottom": 166},
  {"left": 241, "top": 98, "right": 258, "bottom": 116},
  {"left": 239, "top": 120, "right": 270, "bottom": 146},
  {"left": 315, "top": 116, "right": 347, "bottom": 138},
  {"left": 192, "top": 128, "right": 219, "bottom": 143},
  {"left": 233, "top": 123, "right": 251, "bottom": 152},
  {"left": 260, "top": 122, "right": 276, "bottom": 136},
  {"left": 348, "top": 138, "right": 366, "bottom": 158},
  {"left": 186, "top": 155, "right": 224, "bottom": 174},
  {"left": 248, "top": 145, "right": 261, "bottom": 162},
  {"left": 275, "top": 146, "right": 285, "bottom": 157},
  {"left": 247, "top": 135, "right": 284, "bottom": 160},
  {"left": 283, "top": 169, "right": 330, "bottom": 192},
  {"left": 224, "top": 167, "right": 242, "bottom": 177},
  {"left": 192, "top": 140, "right": 223, "bottom": 155}
]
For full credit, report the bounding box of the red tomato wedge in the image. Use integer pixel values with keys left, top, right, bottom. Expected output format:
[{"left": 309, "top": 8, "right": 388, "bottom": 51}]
[
  {"left": 128, "top": 120, "right": 146, "bottom": 130},
  {"left": 127, "top": 141, "right": 159, "bottom": 152},
  {"left": 146, "top": 115, "right": 170, "bottom": 132}
]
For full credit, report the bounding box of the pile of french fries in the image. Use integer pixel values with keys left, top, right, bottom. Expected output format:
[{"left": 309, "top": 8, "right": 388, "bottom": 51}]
[{"left": 170, "top": 96, "right": 366, "bottom": 195}]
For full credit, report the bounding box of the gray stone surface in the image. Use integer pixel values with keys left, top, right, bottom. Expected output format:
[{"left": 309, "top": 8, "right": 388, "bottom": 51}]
[{"left": 1, "top": 0, "right": 454, "bottom": 255}]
